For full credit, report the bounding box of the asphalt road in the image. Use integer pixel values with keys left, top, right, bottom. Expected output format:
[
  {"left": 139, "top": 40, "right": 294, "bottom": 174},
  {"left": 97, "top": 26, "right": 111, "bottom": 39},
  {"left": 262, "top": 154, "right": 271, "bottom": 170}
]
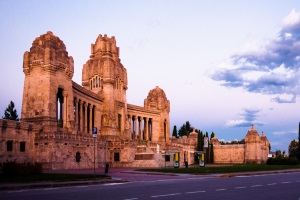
[{"left": 1, "top": 172, "right": 300, "bottom": 200}]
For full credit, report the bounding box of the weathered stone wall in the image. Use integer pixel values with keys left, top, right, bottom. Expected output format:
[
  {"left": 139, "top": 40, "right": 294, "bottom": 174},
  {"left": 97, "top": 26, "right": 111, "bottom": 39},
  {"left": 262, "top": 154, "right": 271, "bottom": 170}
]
[
  {"left": 213, "top": 145, "right": 245, "bottom": 164},
  {"left": 0, "top": 119, "right": 39, "bottom": 163}
]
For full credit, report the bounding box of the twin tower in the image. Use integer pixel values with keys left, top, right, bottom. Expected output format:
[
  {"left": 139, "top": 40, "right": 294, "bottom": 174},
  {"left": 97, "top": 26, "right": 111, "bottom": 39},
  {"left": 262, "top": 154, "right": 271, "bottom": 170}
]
[{"left": 21, "top": 31, "right": 170, "bottom": 143}]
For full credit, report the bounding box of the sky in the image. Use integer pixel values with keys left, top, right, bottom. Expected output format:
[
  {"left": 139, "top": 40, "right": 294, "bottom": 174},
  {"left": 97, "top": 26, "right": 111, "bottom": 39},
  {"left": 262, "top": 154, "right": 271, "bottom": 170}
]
[{"left": 0, "top": 0, "right": 299, "bottom": 153}]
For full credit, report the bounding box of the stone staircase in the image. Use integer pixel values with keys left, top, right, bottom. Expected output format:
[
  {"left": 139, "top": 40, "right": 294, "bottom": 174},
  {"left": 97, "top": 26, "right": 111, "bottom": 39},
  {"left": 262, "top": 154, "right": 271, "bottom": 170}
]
[{"left": 132, "top": 145, "right": 165, "bottom": 168}]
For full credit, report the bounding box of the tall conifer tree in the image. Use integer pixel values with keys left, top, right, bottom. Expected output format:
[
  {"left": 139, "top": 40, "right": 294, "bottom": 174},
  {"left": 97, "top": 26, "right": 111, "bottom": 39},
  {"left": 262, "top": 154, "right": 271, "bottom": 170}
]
[{"left": 2, "top": 101, "right": 19, "bottom": 121}]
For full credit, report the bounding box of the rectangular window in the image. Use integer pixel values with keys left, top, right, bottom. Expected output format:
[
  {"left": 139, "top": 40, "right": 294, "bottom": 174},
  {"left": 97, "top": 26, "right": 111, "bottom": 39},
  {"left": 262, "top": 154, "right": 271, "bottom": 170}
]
[
  {"left": 7, "top": 141, "right": 13, "bottom": 152},
  {"left": 114, "top": 152, "right": 120, "bottom": 162},
  {"left": 20, "top": 142, "right": 26, "bottom": 152},
  {"left": 118, "top": 114, "right": 122, "bottom": 132}
]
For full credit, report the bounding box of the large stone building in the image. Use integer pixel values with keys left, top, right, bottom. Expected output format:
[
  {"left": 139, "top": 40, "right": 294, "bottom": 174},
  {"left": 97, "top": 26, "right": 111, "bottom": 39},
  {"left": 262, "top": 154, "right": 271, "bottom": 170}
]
[{"left": 0, "top": 32, "right": 270, "bottom": 169}]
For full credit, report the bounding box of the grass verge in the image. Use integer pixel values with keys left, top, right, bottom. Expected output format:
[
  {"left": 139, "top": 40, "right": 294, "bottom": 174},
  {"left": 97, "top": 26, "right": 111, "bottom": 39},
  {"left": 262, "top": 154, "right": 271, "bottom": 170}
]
[
  {"left": 137, "top": 164, "right": 300, "bottom": 174},
  {"left": 0, "top": 173, "right": 110, "bottom": 183}
]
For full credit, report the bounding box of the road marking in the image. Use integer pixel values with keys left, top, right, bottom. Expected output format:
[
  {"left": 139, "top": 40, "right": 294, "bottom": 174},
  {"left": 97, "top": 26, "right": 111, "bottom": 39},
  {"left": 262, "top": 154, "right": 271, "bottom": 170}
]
[
  {"left": 216, "top": 189, "right": 226, "bottom": 191},
  {"left": 151, "top": 193, "right": 181, "bottom": 198},
  {"left": 123, "top": 198, "right": 138, "bottom": 200},
  {"left": 7, "top": 190, "right": 25, "bottom": 193},
  {"left": 104, "top": 183, "right": 126, "bottom": 186},
  {"left": 75, "top": 186, "right": 88, "bottom": 188},
  {"left": 235, "top": 186, "right": 246, "bottom": 189},
  {"left": 251, "top": 185, "right": 263, "bottom": 187},
  {"left": 186, "top": 191, "right": 206, "bottom": 194},
  {"left": 267, "top": 183, "right": 277, "bottom": 186},
  {"left": 43, "top": 188, "right": 59, "bottom": 191},
  {"left": 282, "top": 181, "right": 291, "bottom": 184},
  {"left": 297, "top": 180, "right": 300, "bottom": 183}
]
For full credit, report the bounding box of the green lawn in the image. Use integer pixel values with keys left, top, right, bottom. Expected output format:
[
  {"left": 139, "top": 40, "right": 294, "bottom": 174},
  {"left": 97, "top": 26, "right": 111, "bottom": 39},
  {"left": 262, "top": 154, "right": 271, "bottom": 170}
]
[
  {"left": 138, "top": 164, "right": 300, "bottom": 174},
  {"left": 0, "top": 173, "right": 110, "bottom": 183}
]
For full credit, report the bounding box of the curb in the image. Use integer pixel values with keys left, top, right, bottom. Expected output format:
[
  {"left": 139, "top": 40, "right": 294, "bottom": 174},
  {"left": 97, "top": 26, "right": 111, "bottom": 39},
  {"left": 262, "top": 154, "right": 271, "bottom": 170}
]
[{"left": 0, "top": 179, "right": 129, "bottom": 191}]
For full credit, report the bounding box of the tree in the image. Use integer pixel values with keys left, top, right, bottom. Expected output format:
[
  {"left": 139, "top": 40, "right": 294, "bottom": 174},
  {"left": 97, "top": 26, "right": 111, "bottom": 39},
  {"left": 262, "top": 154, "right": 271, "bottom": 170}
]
[
  {"left": 289, "top": 139, "right": 299, "bottom": 158},
  {"left": 288, "top": 139, "right": 298, "bottom": 155},
  {"left": 197, "top": 130, "right": 203, "bottom": 151},
  {"left": 2, "top": 101, "right": 19, "bottom": 121},
  {"left": 172, "top": 125, "right": 178, "bottom": 138},
  {"left": 178, "top": 121, "right": 193, "bottom": 137},
  {"left": 210, "top": 132, "right": 215, "bottom": 139}
]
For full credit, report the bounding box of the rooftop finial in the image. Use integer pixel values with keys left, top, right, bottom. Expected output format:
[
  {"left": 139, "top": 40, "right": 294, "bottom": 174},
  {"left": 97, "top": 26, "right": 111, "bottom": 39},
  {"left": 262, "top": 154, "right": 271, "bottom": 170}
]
[{"left": 251, "top": 123, "right": 254, "bottom": 130}]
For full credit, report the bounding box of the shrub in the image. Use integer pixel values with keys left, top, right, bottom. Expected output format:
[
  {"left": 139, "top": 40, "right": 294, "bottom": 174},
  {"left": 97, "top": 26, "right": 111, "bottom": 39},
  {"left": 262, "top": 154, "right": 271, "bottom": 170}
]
[
  {"left": 267, "top": 157, "right": 299, "bottom": 165},
  {"left": 0, "top": 161, "right": 43, "bottom": 176}
]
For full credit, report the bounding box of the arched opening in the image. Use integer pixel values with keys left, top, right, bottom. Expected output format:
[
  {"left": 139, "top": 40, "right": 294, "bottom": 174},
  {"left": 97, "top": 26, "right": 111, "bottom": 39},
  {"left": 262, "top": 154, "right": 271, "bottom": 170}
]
[{"left": 56, "top": 88, "right": 64, "bottom": 127}]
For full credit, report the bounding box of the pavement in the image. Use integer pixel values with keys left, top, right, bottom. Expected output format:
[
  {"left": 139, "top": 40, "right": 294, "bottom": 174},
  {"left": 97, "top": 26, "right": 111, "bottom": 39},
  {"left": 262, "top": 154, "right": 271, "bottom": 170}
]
[{"left": 1, "top": 167, "right": 300, "bottom": 191}]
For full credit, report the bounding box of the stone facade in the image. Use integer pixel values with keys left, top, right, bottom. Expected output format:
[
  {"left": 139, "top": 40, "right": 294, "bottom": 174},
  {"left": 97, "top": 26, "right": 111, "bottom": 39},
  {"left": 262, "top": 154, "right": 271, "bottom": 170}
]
[
  {"left": 0, "top": 32, "right": 269, "bottom": 169},
  {"left": 212, "top": 124, "right": 270, "bottom": 164}
]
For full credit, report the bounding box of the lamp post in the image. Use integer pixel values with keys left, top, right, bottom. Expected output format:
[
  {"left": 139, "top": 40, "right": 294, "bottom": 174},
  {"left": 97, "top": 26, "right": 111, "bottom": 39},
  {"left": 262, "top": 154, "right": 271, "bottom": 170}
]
[{"left": 92, "top": 127, "right": 97, "bottom": 178}]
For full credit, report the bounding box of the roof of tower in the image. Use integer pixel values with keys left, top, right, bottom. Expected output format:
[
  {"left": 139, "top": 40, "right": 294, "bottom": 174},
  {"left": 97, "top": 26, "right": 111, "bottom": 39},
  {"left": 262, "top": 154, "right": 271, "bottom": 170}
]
[
  {"left": 147, "top": 86, "right": 168, "bottom": 100},
  {"left": 31, "top": 31, "right": 66, "bottom": 51},
  {"left": 246, "top": 123, "right": 259, "bottom": 137}
]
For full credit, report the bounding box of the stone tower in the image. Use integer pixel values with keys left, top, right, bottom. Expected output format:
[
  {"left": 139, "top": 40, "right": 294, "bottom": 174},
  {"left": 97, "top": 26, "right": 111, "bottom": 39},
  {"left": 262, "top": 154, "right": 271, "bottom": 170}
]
[
  {"left": 21, "top": 31, "right": 74, "bottom": 132},
  {"left": 82, "top": 34, "right": 128, "bottom": 138},
  {"left": 244, "top": 124, "right": 269, "bottom": 163},
  {"left": 144, "top": 86, "right": 170, "bottom": 143}
]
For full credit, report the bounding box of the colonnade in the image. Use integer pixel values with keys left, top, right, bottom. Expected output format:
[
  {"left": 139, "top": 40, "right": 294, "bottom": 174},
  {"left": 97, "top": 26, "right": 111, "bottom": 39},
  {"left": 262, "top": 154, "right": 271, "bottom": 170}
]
[
  {"left": 128, "top": 115, "right": 152, "bottom": 141},
  {"left": 73, "top": 97, "right": 96, "bottom": 134}
]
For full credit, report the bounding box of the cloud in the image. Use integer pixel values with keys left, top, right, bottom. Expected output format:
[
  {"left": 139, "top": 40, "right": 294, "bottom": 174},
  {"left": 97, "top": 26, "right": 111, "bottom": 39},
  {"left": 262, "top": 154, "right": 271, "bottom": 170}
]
[
  {"left": 211, "top": 9, "right": 300, "bottom": 103},
  {"left": 225, "top": 108, "right": 264, "bottom": 128},
  {"left": 272, "top": 129, "right": 297, "bottom": 136}
]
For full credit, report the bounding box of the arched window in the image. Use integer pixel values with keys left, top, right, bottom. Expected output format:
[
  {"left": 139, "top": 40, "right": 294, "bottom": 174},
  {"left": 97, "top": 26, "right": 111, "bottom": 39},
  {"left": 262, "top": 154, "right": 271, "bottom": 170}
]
[
  {"left": 56, "top": 88, "right": 64, "bottom": 127},
  {"left": 90, "top": 80, "right": 92, "bottom": 90}
]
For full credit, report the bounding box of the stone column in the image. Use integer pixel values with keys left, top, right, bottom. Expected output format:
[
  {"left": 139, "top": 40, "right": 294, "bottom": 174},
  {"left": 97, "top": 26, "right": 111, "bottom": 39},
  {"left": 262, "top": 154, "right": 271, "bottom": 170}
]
[
  {"left": 149, "top": 118, "right": 152, "bottom": 141},
  {"left": 138, "top": 117, "right": 143, "bottom": 140},
  {"left": 89, "top": 104, "right": 93, "bottom": 135},
  {"left": 62, "top": 91, "right": 68, "bottom": 128},
  {"left": 84, "top": 103, "right": 88, "bottom": 134},
  {"left": 133, "top": 115, "right": 137, "bottom": 140},
  {"left": 144, "top": 117, "right": 148, "bottom": 141},
  {"left": 74, "top": 98, "right": 78, "bottom": 130},
  {"left": 79, "top": 101, "right": 83, "bottom": 133}
]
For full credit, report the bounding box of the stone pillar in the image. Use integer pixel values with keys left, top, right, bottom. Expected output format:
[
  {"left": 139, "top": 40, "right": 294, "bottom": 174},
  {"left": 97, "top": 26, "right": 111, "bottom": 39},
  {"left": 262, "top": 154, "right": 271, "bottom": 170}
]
[
  {"left": 79, "top": 101, "right": 83, "bottom": 133},
  {"left": 138, "top": 117, "right": 143, "bottom": 140},
  {"left": 89, "top": 104, "right": 93, "bottom": 135},
  {"left": 144, "top": 117, "right": 148, "bottom": 141},
  {"left": 133, "top": 115, "right": 137, "bottom": 140},
  {"left": 74, "top": 98, "right": 78, "bottom": 130},
  {"left": 149, "top": 118, "right": 152, "bottom": 141},
  {"left": 62, "top": 91, "right": 68, "bottom": 128},
  {"left": 84, "top": 103, "right": 88, "bottom": 134}
]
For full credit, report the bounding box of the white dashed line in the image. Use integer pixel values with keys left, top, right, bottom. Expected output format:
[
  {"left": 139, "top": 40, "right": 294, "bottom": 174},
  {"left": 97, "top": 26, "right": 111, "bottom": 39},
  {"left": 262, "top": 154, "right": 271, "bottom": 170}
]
[
  {"left": 186, "top": 191, "right": 206, "bottom": 194},
  {"left": 75, "top": 186, "right": 88, "bottom": 188},
  {"left": 235, "top": 186, "right": 246, "bottom": 189},
  {"left": 104, "top": 183, "right": 126, "bottom": 186},
  {"left": 282, "top": 181, "right": 291, "bottom": 184},
  {"left": 151, "top": 193, "right": 181, "bottom": 198},
  {"left": 216, "top": 189, "right": 226, "bottom": 191},
  {"left": 251, "top": 185, "right": 263, "bottom": 187},
  {"left": 267, "top": 183, "right": 277, "bottom": 186},
  {"left": 123, "top": 198, "right": 138, "bottom": 200},
  {"left": 43, "top": 188, "right": 59, "bottom": 191}
]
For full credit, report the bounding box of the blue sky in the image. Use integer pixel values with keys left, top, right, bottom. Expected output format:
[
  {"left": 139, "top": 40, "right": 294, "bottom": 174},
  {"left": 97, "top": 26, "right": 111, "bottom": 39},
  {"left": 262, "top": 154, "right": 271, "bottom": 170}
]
[{"left": 0, "top": 0, "right": 299, "bottom": 153}]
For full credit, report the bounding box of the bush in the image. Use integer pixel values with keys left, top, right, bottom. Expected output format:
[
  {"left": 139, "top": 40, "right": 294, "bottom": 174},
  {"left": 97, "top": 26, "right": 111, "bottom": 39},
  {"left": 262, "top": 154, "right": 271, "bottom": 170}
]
[
  {"left": 267, "top": 157, "right": 299, "bottom": 165},
  {"left": 0, "top": 161, "right": 43, "bottom": 176}
]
